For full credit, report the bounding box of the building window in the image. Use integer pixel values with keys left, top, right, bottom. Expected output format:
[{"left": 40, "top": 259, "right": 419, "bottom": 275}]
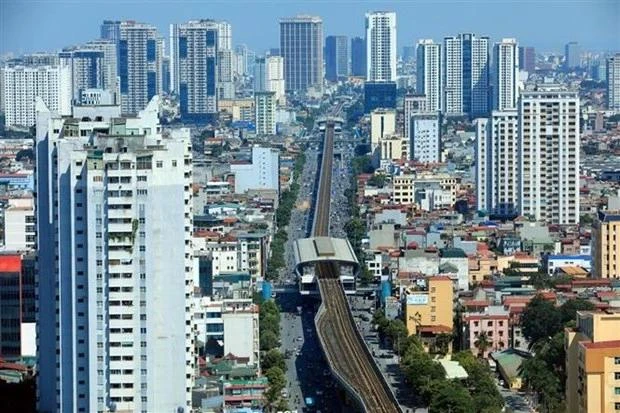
[
  {"left": 156, "top": 161, "right": 163, "bottom": 168},
  {"left": 616, "top": 387, "right": 620, "bottom": 395},
  {"left": 616, "top": 372, "right": 620, "bottom": 380}
]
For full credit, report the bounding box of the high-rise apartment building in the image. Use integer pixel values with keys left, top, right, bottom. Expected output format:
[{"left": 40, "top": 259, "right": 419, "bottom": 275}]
[
  {"left": 59, "top": 49, "right": 106, "bottom": 102},
  {"left": 416, "top": 39, "right": 442, "bottom": 113},
  {"left": 35, "top": 97, "right": 194, "bottom": 412},
  {"left": 350, "top": 36, "right": 366, "bottom": 77},
  {"left": 365, "top": 11, "right": 397, "bottom": 82},
  {"left": 170, "top": 20, "right": 219, "bottom": 121},
  {"left": 518, "top": 89, "right": 579, "bottom": 224},
  {"left": 410, "top": 113, "right": 440, "bottom": 163},
  {"left": 607, "top": 53, "right": 620, "bottom": 111},
  {"left": 475, "top": 111, "right": 519, "bottom": 216},
  {"left": 254, "top": 56, "right": 285, "bottom": 105},
  {"left": 216, "top": 21, "right": 234, "bottom": 100},
  {"left": 370, "top": 109, "right": 396, "bottom": 151},
  {"left": 253, "top": 57, "right": 267, "bottom": 92},
  {"left": 565, "top": 311, "right": 620, "bottom": 413},
  {"left": 403, "top": 94, "right": 427, "bottom": 141},
  {"left": 255, "top": 91, "right": 276, "bottom": 135},
  {"left": 564, "top": 41, "right": 580, "bottom": 70},
  {"left": 85, "top": 39, "right": 119, "bottom": 101},
  {"left": 118, "top": 21, "right": 163, "bottom": 114},
  {"left": 325, "top": 35, "right": 349, "bottom": 82},
  {"left": 231, "top": 146, "right": 280, "bottom": 194},
  {"left": 101, "top": 20, "right": 122, "bottom": 45},
  {"left": 443, "top": 33, "right": 490, "bottom": 117},
  {"left": 593, "top": 211, "right": 620, "bottom": 278},
  {"left": 280, "top": 15, "right": 323, "bottom": 92},
  {"left": 1, "top": 65, "right": 72, "bottom": 127},
  {"left": 493, "top": 39, "right": 519, "bottom": 111},
  {"left": 518, "top": 46, "right": 535, "bottom": 73},
  {"left": 3, "top": 197, "right": 36, "bottom": 251}
]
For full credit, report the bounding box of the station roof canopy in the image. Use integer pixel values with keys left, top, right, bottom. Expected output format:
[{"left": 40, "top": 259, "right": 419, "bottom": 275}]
[{"left": 294, "top": 237, "right": 359, "bottom": 266}]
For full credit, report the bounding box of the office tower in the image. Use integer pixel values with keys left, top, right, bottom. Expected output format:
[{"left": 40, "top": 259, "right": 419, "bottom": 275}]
[
  {"left": 593, "top": 211, "right": 620, "bottom": 278},
  {"left": 518, "top": 89, "right": 579, "bottom": 224},
  {"left": 443, "top": 33, "right": 490, "bottom": 117},
  {"left": 118, "top": 21, "right": 163, "bottom": 114},
  {"left": 1, "top": 65, "right": 71, "bottom": 127},
  {"left": 475, "top": 111, "right": 519, "bottom": 216},
  {"left": 364, "top": 81, "right": 397, "bottom": 113},
  {"left": 350, "top": 36, "right": 366, "bottom": 77},
  {"left": 279, "top": 15, "right": 323, "bottom": 92},
  {"left": 255, "top": 91, "right": 277, "bottom": 135},
  {"left": 253, "top": 57, "right": 266, "bottom": 91},
  {"left": 0, "top": 254, "right": 35, "bottom": 357},
  {"left": 565, "top": 311, "right": 620, "bottom": 412},
  {"left": 410, "top": 113, "right": 440, "bottom": 163},
  {"left": 231, "top": 147, "right": 280, "bottom": 194},
  {"left": 518, "top": 46, "right": 535, "bottom": 73},
  {"left": 325, "top": 35, "right": 348, "bottom": 82},
  {"left": 416, "top": 39, "right": 442, "bottom": 112},
  {"left": 493, "top": 38, "right": 519, "bottom": 111},
  {"left": 35, "top": 97, "right": 194, "bottom": 413},
  {"left": 85, "top": 39, "right": 119, "bottom": 100},
  {"left": 266, "top": 56, "right": 285, "bottom": 104},
  {"left": 564, "top": 41, "right": 580, "bottom": 70},
  {"left": 170, "top": 20, "right": 218, "bottom": 121},
  {"left": 607, "top": 53, "right": 620, "bottom": 111},
  {"left": 59, "top": 48, "right": 106, "bottom": 101},
  {"left": 365, "top": 11, "right": 397, "bottom": 82},
  {"left": 370, "top": 109, "right": 396, "bottom": 151}
]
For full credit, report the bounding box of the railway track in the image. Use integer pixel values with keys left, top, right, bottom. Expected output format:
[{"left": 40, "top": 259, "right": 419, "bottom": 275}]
[{"left": 313, "top": 121, "right": 400, "bottom": 413}]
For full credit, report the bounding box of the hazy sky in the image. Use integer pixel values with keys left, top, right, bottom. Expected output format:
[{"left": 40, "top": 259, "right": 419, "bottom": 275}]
[{"left": 1, "top": 0, "right": 619, "bottom": 56}]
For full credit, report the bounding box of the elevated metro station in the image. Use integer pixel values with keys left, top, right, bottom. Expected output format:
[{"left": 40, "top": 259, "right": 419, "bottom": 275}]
[{"left": 293, "top": 236, "right": 359, "bottom": 295}]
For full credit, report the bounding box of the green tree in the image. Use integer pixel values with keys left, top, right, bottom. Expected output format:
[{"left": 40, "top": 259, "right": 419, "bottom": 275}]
[
  {"left": 433, "top": 333, "right": 453, "bottom": 355},
  {"left": 262, "top": 349, "right": 286, "bottom": 372},
  {"left": 260, "top": 330, "right": 279, "bottom": 351},
  {"left": 559, "top": 299, "right": 596, "bottom": 325},
  {"left": 521, "top": 295, "right": 562, "bottom": 347},
  {"left": 474, "top": 332, "right": 492, "bottom": 358},
  {"left": 384, "top": 319, "right": 409, "bottom": 352},
  {"left": 518, "top": 357, "right": 563, "bottom": 412},
  {"left": 429, "top": 380, "right": 475, "bottom": 413}
]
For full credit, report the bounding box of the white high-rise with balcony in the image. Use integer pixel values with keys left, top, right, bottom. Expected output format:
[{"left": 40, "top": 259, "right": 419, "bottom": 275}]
[
  {"left": 0, "top": 65, "right": 71, "bottom": 127},
  {"left": 493, "top": 39, "right": 519, "bottom": 111},
  {"left": 255, "top": 91, "right": 277, "bottom": 135},
  {"left": 36, "top": 97, "right": 194, "bottom": 413},
  {"left": 475, "top": 111, "right": 519, "bottom": 215},
  {"left": 416, "top": 39, "right": 442, "bottom": 112},
  {"left": 365, "top": 11, "right": 397, "bottom": 82},
  {"left": 518, "top": 89, "right": 580, "bottom": 224}
]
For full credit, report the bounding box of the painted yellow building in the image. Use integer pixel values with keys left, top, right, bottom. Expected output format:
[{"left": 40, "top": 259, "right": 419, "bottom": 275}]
[
  {"left": 379, "top": 134, "right": 409, "bottom": 161},
  {"left": 593, "top": 211, "right": 620, "bottom": 278},
  {"left": 565, "top": 310, "right": 620, "bottom": 413},
  {"left": 403, "top": 276, "right": 454, "bottom": 336}
]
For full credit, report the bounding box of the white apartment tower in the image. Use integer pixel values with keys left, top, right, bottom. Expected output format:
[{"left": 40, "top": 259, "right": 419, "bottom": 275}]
[
  {"left": 216, "top": 21, "right": 235, "bottom": 100},
  {"left": 266, "top": 56, "right": 286, "bottom": 104},
  {"left": 403, "top": 94, "right": 427, "bottom": 141},
  {"left": 1, "top": 65, "right": 72, "bottom": 127},
  {"left": 35, "top": 97, "right": 194, "bottom": 413},
  {"left": 519, "top": 89, "right": 580, "bottom": 224},
  {"left": 416, "top": 39, "right": 442, "bottom": 112},
  {"left": 231, "top": 146, "right": 280, "bottom": 195},
  {"left": 255, "top": 91, "right": 277, "bottom": 135},
  {"left": 443, "top": 33, "right": 490, "bottom": 117},
  {"left": 475, "top": 111, "right": 519, "bottom": 215},
  {"left": 410, "top": 113, "right": 441, "bottom": 163},
  {"left": 365, "top": 11, "right": 397, "bottom": 82},
  {"left": 58, "top": 49, "right": 106, "bottom": 102},
  {"left": 493, "top": 39, "right": 519, "bottom": 111},
  {"left": 607, "top": 53, "right": 620, "bottom": 111},
  {"left": 118, "top": 21, "right": 163, "bottom": 115},
  {"left": 170, "top": 20, "right": 219, "bottom": 120}
]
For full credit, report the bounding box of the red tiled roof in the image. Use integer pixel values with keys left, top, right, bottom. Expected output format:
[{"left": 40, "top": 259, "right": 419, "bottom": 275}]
[
  {"left": 581, "top": 340, "right": 620, "bottom": 349},
  {"left": 463, "top": 300, "right": 490, "bottom": 307},
  {"left": 0, "top": 255, "right": 21, "bottom": 273}
]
